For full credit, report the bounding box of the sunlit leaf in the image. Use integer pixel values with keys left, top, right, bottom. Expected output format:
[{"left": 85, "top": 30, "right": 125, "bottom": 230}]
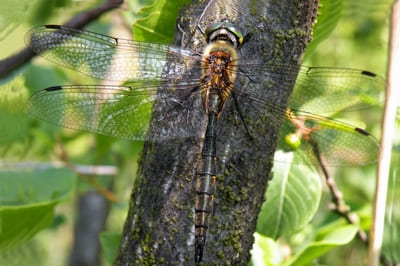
[
  {"left": 133, "top": 0, "right": 191, "bottom": 43},
  {"left": 0, "top": 0, "right": 39, "bottom": 40},
  {"left": 0, "top": 75, "right": 30, "bottom": 145},
  {"left": 285, "top": 224, "right": 358, "bottom": 265},
  {"left": 382, "top": 121, "right": 400, "bottom": 263},
  {"left": 251, "top": 233, "right": 282, "bottom": 266},
  {"left": 257, "top": 151, "right": 322, "bottom": 239},
  {"left": 100, "top": 231, "right": 121, "bottom": 264},
  {"left": 304, "top": 0, "right": 345, "bottom": 57}
]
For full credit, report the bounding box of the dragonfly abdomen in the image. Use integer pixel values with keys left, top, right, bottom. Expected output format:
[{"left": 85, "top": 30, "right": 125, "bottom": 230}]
[{"left": 194, "top": 94, "right": 219, "bottom": 263}]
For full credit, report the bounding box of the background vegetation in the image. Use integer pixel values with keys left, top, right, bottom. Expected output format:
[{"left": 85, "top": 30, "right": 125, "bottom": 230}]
[{"left": 0, "top": 0, "right": 398, "bottom": 265}]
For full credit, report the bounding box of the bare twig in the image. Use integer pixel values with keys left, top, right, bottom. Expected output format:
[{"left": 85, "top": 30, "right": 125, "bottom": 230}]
[
  {"left": 369, "top": 1, "right": 400, "bottom": 265},
  {"left": 309, "top": 139, "right": 393, "bottom": 266},
  {"left": 55, "top": 138, "right": 120, "bottom": 203},
  {"left": 0, "top": 0, "right": 123, "bottom": 78},
  {"left": 0, "top": 160, "right": 118, "bottom": 176},
  {"left": 309, "top": 139, "right": 368, "bottom": 241}
]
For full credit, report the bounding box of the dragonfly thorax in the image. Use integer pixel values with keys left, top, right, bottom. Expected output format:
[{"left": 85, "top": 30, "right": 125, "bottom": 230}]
[
  {"left": 206, "top": 50, "right": 231, "bottom": 74},
  {"left": 201, "top": 40, "right": 238, "bottom": 115}
]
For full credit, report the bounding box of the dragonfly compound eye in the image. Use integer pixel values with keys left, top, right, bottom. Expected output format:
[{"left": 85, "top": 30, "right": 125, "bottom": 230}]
[{"left": 205, "top": 21, "right": 244, "bottom": 47}]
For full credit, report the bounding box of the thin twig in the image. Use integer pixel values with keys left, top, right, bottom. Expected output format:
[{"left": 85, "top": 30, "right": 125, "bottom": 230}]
[
  {"left": 0, "top": 160, "right": 118, "bottom": 176},
  {"left": 309, "top": 139, "right": 368, "bottom": 242},
  {"left": 310, "top": 139, "right": 392, "bottom": 265},
  {"left": 0, "top": 0, "right": 123, "bottom": 78},
  {"left": 55, "top": 138, "right": 120, "bottom": 203},
  {"left": 369, "top": 1, "right": 400, "bottom": 265}
]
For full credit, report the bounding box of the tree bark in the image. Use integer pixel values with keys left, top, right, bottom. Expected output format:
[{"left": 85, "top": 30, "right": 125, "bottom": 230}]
[{"left": 115, "top": 0, "right": 319, "bottom": 265}]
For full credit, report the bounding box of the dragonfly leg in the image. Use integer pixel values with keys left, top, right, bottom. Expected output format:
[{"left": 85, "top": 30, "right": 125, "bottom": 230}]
[{"left": 232, "top": 91, "right": 255, "bottom": 141}]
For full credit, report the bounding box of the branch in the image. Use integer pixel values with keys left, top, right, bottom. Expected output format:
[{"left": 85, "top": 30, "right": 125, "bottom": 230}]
[
  {"left": 54, "top": 138, "right": 120, "bottom": 203},
  {"left": 310, "top": 139, "right": 392, "bottom": 266},
  {"left": 0, "top": 0, "right": 123, "bottom": 78},
  {"left": 369, "top": 1, "right": 400, "bottom": 266}
]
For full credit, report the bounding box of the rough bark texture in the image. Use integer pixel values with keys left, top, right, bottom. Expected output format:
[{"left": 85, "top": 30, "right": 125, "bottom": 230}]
[{"left": 115, "top": 0, "right": 319, "bottom": 265}]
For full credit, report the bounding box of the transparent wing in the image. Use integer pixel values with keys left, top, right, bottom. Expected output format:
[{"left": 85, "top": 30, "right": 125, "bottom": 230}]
[
  {"left": 26, "top": 83, "right": 205, "bottom": 141},
  {"left": 291, "top": 66, "right": 384, "bottom": 114},
  {"left": 279, "top": 111, "right": 380, "bottom": 166},
  {"left": 236, "top": 64, "right": 385, "bottom": 115},
  {"left": 26, "top": 25, "right": 384, "bottom": 116},
  {"left": 26, "top": 25, "right": 384, "bottom": 165},
  {"left": 26, "top": 25, "right": 199, "bottom": 82},
  {"left": 232, "top": 81, "right": 380, "bottom": 166}
]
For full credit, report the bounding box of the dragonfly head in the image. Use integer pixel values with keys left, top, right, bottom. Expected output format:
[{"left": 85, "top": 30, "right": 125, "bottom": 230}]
[{"left": 205, "top": 21, "right": 244, "bottom": 48}]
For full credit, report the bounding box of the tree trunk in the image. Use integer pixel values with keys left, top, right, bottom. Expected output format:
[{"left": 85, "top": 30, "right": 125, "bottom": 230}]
[{"left": 115, "top": 0, "right": 319, "bottom": 265}]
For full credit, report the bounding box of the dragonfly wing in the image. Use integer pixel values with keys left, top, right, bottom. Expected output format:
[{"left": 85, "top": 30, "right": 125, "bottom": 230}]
[
  {"left": 290, "top": 66, "right": 385, "bottom": 114},
  {"left": 230, "top": 79, "right": 379, "bottom": 166},
  {"left": 235, "top": 64, "right": 384, "bottom": 114},
  {"left": 26, "top": 25, "right": 199, "bottom": 82},
  {"left": 233, "top": 64, "right": 381, "bottom": 166},
  {"left": 26, "top": 83, "right": 205, "bottom": 141},
  {"left": 279, "top": 110, "right": 380, "bottom": 166}
]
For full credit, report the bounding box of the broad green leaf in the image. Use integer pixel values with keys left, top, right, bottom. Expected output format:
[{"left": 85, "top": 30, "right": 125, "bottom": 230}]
[
  {"left": 0, "top": 0, "right": 39, "bottom": 40},
  {"left": 382, "top": 122, "right": 400, "bottom": 263},
  {"left": 24, "top": 64, "right": 69, "bottom": 94},
  {"left": 257, "top": 151, "right": 322, "bottom": 239},
  {"left": 0, "top": 75, "right": 30, "bottom": 145},
  {"left": 100, "top": 231, "right": 122, "bottom": 264},
  {"left": 0, "top": 239, "right": 47, "bottom": 265},
  {"left": 0, "top": 0, "right": 73, "bottom": 40},
  {"left": 27, "top": 0, "right": 72, "bottom": 26},
  {"left": 251, "top": 233, "right": 282, "bottom": 266},
  {"left": 304, "top": 0, "right": 345, "bottom": 57},
  {"left": 132, "top": 0, "right": 191, "bottom": 43},
  {"left": 0, "top": 203, "right": 55, "bottom": 252},
  {"left": 285, "top": 224, "right": 358, "bottom": 265},
  {"left": 382, "top": 217, "right": 400, "bottom": 263},
  {"left": 0, "top": 168, "right": 75, "bottom": 250}
]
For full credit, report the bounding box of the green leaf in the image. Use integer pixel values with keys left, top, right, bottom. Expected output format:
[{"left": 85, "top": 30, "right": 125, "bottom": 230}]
[
  {"left": 0, "top": 75, "right": 30, "bottom": 145},
  {"left": 28, "top": 0, "right": 73, "bottom": 26},
  {"left": 285, "top": 224, "right": 358, "bottom": 265},
  {"left": 382, "top": 143, "right": 400, "bottom": 263},
  {"left": 100, "top": 231, "right": 121, "bottom": 264},
  {"left": 304, "top": 0, "right": 345, "bottom": 57},
  {"left": 383, "top": 218, "right": 400, "bottom": 263},
  {"left": 133, "top": 0, "right": 191, "bottom": 43},
  {"left": 0, "top": 0, "right": 71, "bottom": 40},
  {"left": 24, "top": 64, "right": 69, "bottom": 94},
  {"left": 0, "top": 203, "right": 56, "bottom": 252},
  {"left": 251, "top": 233, "right": 282, "bottom": 266},
  {"left": 0, "top": 0, "right": 38, "bottom": 39},
  {"left": 0, "top": 168, "right": 75, "bottom": 251},
  {"left": 257, "top": 151, "right": 322, "bottom": 239}
]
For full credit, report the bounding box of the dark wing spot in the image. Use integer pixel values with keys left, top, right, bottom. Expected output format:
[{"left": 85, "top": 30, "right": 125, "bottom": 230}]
[
  {"left": 45, "top": 86, "right": 63, "bottom": 92},
  {"left": 44, "top": 25, "right": 62, "bottom": 29},
  {"left": 355, "top": 127, "right": 371, "bottom": 136},
  {"left": 361, "top": 70, "right": 376, "bottom": 77}
]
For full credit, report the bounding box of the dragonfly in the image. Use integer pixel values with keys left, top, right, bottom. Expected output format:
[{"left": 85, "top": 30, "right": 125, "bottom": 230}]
[{"left": 25, "top": 21, "right": 383, "bottom": 263}]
